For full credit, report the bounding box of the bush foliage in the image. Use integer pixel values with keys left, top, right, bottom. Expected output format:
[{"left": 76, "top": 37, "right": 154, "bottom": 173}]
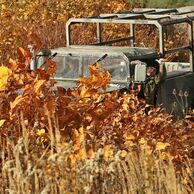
[
  {"left": 0, "top": 42, "right": 193, "bottom": 192},
  {"left": 128, "top": 0, "right": 194, "bottom": 8}
]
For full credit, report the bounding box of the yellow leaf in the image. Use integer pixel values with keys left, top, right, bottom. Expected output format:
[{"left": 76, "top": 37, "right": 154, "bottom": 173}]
[
  {"left": 126, "top": 134, "right": 135, "bottom": 140},
  {"left": 145, "top": 145, "right": 152, "bottom": 155},
  {"left": 104, "top": 145, "right": 114, "bottom": 161},
  {"left": 10, "top": 95, "right": 24, "bottom": 110},
  {"left": 34, "top": 80, "right": 45, "bottom": 93},
  {"left": 68, "top": 154, "right": 76, "bottom": 167},
  {"left": 156, "top": 142, "right": 170, "bottom": 151},
  {"left": 1, "top": 4, "right": 6, "bottom": 10},
  {"left": 120, "top": 150, "right": 127, "bottom": 158},
  {"left": 139, "top": 138, "right": 146, "bottom": 145},
  {"left": 124, "top": 140, "right": 135, "bottom": 147},
  {"left": 77, "top": 148, "right": 87, "bottom": 160},
  {"left": 160, "top": 152, "right": 170, "bottom": 160},
  {"left": 80, "top": 85, "right": 90, "bottom": 98},
  {"left": 36, "top": 129, "right": 45, "bottom": 136},
  {"left": 0, "top": 66, "right": 10, "bottom": 78},
  {"left": 0, "top": 66, "right": 11, "bottom": 91},
  {"left": 73, "top": 129, "right": 84, "bottom": 145},
  {"left": 122, "top": 103, "right": 128, "bottom": 111},
  {"left": 0, "top": 119, "right": 6, "bottom": 127}
]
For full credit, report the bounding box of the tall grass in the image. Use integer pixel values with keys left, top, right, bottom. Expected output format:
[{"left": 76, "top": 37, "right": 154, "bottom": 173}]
[{"left": 0, "top": 114, "right": 193, "bottom": 194}]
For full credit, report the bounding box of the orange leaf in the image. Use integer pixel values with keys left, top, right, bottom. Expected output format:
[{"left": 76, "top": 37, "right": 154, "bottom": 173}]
[
  {"left": 17, "top": 47, "right": 25, "bottom": 59},
  {"left": 17, "top": 47, "right": 32, "bottom": 59},
  {"left": 87, "top": 148, "right": 94, "bottom": 159},
  {"left": 79, "top": 77, "right": 90, "bottom": 84},
  {"left": 89, "top": 64, "right": 99, "bottom": 75}
]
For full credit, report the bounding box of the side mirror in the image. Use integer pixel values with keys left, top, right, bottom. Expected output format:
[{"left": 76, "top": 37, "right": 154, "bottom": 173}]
[{"left": 134, "top": 62, "right": 146, "bottom": 82}]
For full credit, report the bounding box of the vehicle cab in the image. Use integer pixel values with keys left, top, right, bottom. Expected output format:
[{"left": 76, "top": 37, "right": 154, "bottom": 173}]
[
  {"left": 31, "top": 6, "right": 194, "bottom": 117},
  {"left": 34, "top": 46, "right": 159, "bottom": 92}
]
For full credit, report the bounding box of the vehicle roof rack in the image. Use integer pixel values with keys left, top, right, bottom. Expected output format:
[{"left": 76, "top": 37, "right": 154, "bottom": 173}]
[{"left": 66, "top": 7, "right": 194, "bottom": 71}]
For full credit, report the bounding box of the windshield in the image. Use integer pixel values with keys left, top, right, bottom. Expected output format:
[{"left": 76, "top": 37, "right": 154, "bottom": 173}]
[
  {"left": 36, "top": 55, "right": 80, "bottom": 79},
  {"left": 83, "top": 55, "right": 128, "bottom": 81},
  {"left": 37, "top": 53, "right": 129, "bottom": 82},
  {"left": 54, "top": 55, "right": 80, "bottom": 79}
]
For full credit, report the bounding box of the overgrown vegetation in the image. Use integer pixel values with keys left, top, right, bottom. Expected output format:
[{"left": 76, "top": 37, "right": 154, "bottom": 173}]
[
  {"left": 0, "top": 43, "right": 193, "bottom": 193},
  {"left": 128, "top": 0, "right": 194, "bottom": 8},
  {"left": 0, "top": 0, "right": 193, "bottom": 193},
  {"left": 0, "top": 0, "right": 129, "bottom": 64}
]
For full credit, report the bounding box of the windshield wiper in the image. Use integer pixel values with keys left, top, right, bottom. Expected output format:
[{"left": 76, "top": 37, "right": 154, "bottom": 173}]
[{"left": 92, "top": 54, "right": 108, "bottom": 66}]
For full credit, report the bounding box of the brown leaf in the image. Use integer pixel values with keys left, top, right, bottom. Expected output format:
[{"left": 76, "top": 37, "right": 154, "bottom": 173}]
[
  {"left": 57, "top": 87, "right": 66, "bottom": 96},
  {"left": 17, "top": 47, "right": 32, "bottom": 60}
]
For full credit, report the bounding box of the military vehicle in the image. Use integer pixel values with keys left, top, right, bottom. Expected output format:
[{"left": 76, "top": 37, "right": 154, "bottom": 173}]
[{"left": 31, "top": 7, "right": 194, "bottom": 116}]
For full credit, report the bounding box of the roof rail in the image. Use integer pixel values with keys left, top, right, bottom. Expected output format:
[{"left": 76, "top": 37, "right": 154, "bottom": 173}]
[{"left": 66, "top": 7, "right": 194, "bottom": 71}]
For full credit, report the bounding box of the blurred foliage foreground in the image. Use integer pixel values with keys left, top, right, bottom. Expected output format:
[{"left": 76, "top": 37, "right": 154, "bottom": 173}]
[{"left": 0, "top": 37, "right": 193, "bottom": 193}]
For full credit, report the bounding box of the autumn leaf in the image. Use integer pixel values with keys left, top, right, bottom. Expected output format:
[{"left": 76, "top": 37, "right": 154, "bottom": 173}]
[
  {"left": 46, "top": 59, "right": 56, "bottom": 75},
  {"left": 77, "top": 148, "right": 87, "bottom": 160},
  {"left": 68, "top": 154, "right": 77, "bottom": 167},
  {"left": 87, "top": 148, "right": 94, "bottom": 159},
  {"left": 34, "top": 79, "right": 46, "bottom": 93},
  {"left": 79, "top": 77, "right": 89, "bottom": 84},
  {"left": 139, "top": 138, "right": 146, "bottom": 145},
  {"left": 28, "top": 31, "right": 42, "bottom": 50},
  {"left": 80, "top": 85, "right": 90, "bottom": 98},
  {"left": 0, "top": 119, "right": 6, "bottom": 127},
  {"left": 160, "top": 152, "right": 172, "bottom": 161},
  {"left": 89, "top": 64, "right": 99, "bottom": 75},
  {"left": 57, "top": 86, "right": 66, "bottom": 96},
  {"left": 36, "top": 129, "right": 45, "bottom": 136},
  {"left": 156, "top": 142, "right": 170, "bottom": 151},
  {"left": 104, "top": 145, "right": 114, "bottom": 161},
  {"left": 72, "top": 128, "right": 85, "bottom": 145},
  {"left": 8, "top": 58, "right": 18, "bottom": 71},
  {"left": 125, "top": 134, "right": 135, "bottom": 141},
  {"left": 17, "top": 47, "right": 32, "bottom": 60},
  {"left": 124, "top": 134, "right": 136, "bottom": 148},
  {"left": 0, "top": 66, "right": 11, "bottom": 91},
  {"left": 120, "top": 150, "right": 127, "bottom": 158},
  {"left": 10, "top": 95, "right": 25, "bottom": 110}
]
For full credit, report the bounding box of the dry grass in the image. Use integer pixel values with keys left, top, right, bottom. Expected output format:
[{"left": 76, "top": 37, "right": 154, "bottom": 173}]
[{"left": 0, "top": 114, "right": 193, "bottom": 194}]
